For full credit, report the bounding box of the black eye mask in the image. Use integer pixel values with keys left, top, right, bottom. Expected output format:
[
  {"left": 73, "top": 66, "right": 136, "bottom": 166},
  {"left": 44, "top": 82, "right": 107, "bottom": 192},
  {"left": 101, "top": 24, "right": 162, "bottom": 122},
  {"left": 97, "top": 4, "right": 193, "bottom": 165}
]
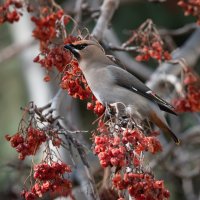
[
  {"left": 64, "top": 43, "right": 88, "bottom": 60},
  {"left": 71, "top": 44, "right": 88, "bottom": 50}
]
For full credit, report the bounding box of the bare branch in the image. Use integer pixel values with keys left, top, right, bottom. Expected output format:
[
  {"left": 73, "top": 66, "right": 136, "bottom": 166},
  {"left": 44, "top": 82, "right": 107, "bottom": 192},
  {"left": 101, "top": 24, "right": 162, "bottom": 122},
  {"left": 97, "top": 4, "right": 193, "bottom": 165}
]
[
  {"left": 147, "top": 0, "right": 166, "bottom": 2},
  {"left": 74, "top": 0, "right": 84, "bottom": 24},
  {"left": 106, "top": 43, "right": 139, "bottom": 52},
  {"left": 62, "top": 131, "right": 100, "bottom": 200},
  {"left": 51, "top": 89, "right": 66, "bottom": 120},
  {"left": 159, "top": 23, "right": 197, "bottom": 36},
  {"left": 0, "top": 39, "right": 35, "bottom": 64},
  {"left": 92, "top": 0, "right": 120, "bottom": 40},
  {"left": 182, "top": 178, "right": 197, "bottom": 200},
  {"left": 150, "top": 125, "right": 200, "bottom": 169},
  {"left": 149, "top": 74, "right": 184, "bottom": 97},
  {"left": 165, "top": 164, "right": 200, "bottom": 179}
]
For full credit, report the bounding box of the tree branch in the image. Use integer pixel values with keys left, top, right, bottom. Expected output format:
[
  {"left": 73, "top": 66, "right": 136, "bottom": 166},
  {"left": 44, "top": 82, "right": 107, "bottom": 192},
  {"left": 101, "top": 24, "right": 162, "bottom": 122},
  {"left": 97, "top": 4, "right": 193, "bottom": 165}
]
[
  {"left": 147, "top": 28, "right": 200, "bottom": 90},
  {"left": 159, "top": 23, "right": 197, "bottom": 36},
  {"left": 150, "top": 125, "right": 200, "bottom": 169},
  {"left": 91, "top": 0, "right": 120, "bottom": 40},
  {"left": 182, "top": 178, "right": 197, "bottom": 200},
  {"left": 0, "top": 39, "right": 35, "bottom": 64},
  {"left": 106, "top": 43, "right": 139, "bottom": 52},
  {"left": 74, "top": 0, "right": 84, "bottom": 24}
]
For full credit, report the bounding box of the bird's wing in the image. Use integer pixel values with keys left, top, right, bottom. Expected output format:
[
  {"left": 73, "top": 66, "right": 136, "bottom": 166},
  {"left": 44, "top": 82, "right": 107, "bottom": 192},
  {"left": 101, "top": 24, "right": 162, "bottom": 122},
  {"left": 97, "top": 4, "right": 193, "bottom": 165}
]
[
  {"left": 106, "top": 55, "right": 126, "bottom": 69},
  {"left": 107, "top": 65, "right": 177, "bottom": 115}
]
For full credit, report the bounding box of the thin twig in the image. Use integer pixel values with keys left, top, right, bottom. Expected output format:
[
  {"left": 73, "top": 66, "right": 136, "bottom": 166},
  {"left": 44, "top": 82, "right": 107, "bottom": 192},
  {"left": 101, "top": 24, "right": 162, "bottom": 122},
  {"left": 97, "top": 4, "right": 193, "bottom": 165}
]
[{"left": 159, "top": 23, "right": 197, "bottom": 36}]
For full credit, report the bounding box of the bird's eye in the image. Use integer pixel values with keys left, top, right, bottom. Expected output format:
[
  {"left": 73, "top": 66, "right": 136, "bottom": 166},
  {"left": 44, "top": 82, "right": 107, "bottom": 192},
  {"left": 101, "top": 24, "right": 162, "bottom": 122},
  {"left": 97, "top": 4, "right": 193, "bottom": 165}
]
[{"left": 74, "top": 44, "right": 88, "bottom": 50}]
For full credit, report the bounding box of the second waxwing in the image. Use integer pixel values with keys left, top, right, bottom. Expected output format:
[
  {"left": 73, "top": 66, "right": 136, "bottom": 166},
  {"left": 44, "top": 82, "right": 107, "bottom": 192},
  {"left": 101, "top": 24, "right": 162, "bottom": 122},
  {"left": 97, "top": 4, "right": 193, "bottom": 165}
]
[{"left": 64, "top": 39, "right": 180, "bottom": 144}]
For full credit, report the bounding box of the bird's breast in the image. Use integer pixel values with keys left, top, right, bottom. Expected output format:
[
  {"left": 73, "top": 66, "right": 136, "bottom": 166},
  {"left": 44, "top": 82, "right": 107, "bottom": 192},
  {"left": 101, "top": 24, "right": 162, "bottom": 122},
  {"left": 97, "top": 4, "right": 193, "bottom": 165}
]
[{"left": 82, "top": 67, "right": 114, "bottom": 103}]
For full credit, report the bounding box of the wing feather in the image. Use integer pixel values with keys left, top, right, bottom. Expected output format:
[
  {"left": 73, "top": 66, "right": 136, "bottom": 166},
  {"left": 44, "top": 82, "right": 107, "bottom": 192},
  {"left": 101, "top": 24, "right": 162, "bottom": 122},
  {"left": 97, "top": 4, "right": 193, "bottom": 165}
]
[{"left": 107, "top": 65, "right": 177, "bottom": 115}]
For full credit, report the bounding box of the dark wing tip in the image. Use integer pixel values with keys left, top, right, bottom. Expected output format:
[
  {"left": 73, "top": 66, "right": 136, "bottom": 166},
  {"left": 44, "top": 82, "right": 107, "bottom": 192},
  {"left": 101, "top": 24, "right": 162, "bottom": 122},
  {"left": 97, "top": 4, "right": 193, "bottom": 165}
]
[
  {"left": 148, "top": 91, "right": 177, "bottom": 115},
  {"left": 158, "top": 104, "right": 178, "bottom": 116}
]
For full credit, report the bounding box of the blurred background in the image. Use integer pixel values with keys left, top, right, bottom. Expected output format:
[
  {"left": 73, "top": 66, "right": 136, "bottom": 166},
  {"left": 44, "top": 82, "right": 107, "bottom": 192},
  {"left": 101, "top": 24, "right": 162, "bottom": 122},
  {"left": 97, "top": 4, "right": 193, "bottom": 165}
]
[{"left": 0, "top": 0, "right": 199, "bottom": 199}]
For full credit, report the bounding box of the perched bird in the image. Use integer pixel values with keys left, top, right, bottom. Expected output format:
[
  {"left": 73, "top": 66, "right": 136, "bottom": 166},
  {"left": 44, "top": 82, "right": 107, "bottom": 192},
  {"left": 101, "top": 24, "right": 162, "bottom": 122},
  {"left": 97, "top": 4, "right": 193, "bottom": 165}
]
[{"left": 64, "top": 39, "right": 180, "bottom": 144}]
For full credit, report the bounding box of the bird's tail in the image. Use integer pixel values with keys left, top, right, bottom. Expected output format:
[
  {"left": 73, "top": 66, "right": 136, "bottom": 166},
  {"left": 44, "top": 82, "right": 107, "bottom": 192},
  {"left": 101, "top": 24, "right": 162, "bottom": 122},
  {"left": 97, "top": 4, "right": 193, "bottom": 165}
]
[{"left": 149, "top": 111, "right": 180, "bottom": 145}]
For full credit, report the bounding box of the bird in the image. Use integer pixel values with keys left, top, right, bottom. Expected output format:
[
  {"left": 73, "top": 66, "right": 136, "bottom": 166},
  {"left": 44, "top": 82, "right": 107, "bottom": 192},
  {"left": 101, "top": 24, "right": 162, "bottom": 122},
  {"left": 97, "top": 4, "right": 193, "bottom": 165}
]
[{"left": 64, "top": 39, "right": 180, "bottom": 144}]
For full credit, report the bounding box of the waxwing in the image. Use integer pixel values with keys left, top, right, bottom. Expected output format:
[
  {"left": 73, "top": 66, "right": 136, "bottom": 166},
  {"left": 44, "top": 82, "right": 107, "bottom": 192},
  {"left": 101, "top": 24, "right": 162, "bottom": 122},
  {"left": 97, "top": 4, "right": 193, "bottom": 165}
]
[{"left": 64, "top": 39, "right": 180, "bottom": 144}]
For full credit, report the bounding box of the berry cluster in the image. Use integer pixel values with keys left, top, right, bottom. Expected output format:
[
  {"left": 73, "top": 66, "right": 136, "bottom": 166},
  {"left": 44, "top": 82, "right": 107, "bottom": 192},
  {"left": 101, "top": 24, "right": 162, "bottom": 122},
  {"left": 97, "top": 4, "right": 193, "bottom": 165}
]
[
  {"left": 94, "top": 135, "right": 126, "bottom": 168},
  {"left": 31, "top": 9, "right": 73, "bottom": 80},
  {"left": 1, "top": 1, "right": 173, "bottom": 199},
  {"left": 178, "top": 0, "right": 200, "bottom": 24},
  {"left": 59, "top": 52, "right": 105, "bottom": 114},
  {"left": 31, "top": 9, "right": 65, "bottom": 49},
  {"left": 173, "top": 68, "right": 200, "bottom": 112},
  {"left": 33, "top": 46, "right": 72, "bottom": 72},
  {"left": 21, "top": 162, "right": 72, "bottom": 200},
  {"left": 112, "top": 172, "right": 170, "bottom": 200},
  {"left": 31, "top": 8, "right": 94, "bottom": 103},
  {"left": 87, "top": 100, "right": 105, "bottom": 116},
  {"left": 135, "top": 41, "right": 171, "bottom": 62},
  {"left": 60, "top": 59, "right": 92, "bottom": 100},
  {"left": 5, "top": 127, "right": 47, "bottom": 160},
  {"left": 93, "top": 117, "right": 164, "bottom": 199},
  {"left": 5, "top": 102, "right": 73, "bottom": 200},
  {"left": 5, "top": 126, "right": 64, "bottom": 160},
  {"left": 29, "top": 3, "right": 103, "bottom": 114},
  {"left": 93, "top": 120, "right": 162, "bottom": 169},
  {"left": 61, "top": 60, "right": 105, "bottom": 111},
  {"left": 51, "top": 132, "right": 62, "bottom": 147},
  {"left": 122, "top": 129, "right": 162, "bottom": 155},
  {"left": 0, "top": 0, "right": 23, "bottom": 24},
  {"left": 123, "top": 20, "right": 171, "bottom": 62}
]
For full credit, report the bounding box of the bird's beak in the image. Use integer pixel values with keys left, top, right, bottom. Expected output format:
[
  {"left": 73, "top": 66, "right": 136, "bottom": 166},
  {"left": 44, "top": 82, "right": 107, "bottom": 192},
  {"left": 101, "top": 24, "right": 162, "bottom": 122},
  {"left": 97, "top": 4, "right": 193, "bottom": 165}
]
[{"left": 64, "top": 44, "right": 80, "bottom": 59}]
